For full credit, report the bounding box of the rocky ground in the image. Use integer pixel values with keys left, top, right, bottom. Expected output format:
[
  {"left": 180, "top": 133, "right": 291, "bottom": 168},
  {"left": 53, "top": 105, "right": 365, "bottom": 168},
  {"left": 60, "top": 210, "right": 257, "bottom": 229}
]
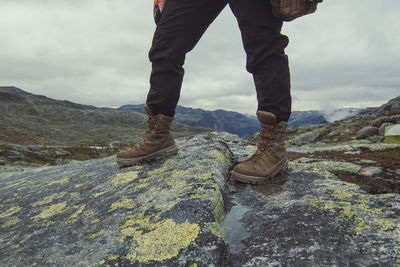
[
  {"left": 1, "top": 132, "right": 399, "bottom": 266},
  {"left": 1, "top": 89, "right": 399, "bottom": 265},
  {"left": 243, "top": 96, "right": 400, "bottom": 195}
]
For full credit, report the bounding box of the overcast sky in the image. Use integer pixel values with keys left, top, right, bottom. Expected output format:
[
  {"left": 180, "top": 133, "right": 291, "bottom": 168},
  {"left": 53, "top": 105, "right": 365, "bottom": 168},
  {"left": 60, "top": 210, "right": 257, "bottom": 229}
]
[{"left": 0, "top": 0, "right": 399, "bottom": 115}]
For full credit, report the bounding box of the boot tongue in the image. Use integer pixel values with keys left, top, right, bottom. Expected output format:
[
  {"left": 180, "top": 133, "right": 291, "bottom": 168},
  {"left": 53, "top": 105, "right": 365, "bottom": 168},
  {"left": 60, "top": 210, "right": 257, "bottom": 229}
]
[
  {"left": 144, "top": 104, "right": 154, "bottom": 116},
  {"left": 257, "top": 111, "right": 277, "bottom": 125}
]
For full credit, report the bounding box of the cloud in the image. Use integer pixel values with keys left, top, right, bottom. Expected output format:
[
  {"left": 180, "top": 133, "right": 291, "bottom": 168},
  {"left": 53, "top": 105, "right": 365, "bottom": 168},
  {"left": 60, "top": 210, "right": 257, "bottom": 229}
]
[{"left": 0, "top": 0, "right": 399, "bottom": 114}]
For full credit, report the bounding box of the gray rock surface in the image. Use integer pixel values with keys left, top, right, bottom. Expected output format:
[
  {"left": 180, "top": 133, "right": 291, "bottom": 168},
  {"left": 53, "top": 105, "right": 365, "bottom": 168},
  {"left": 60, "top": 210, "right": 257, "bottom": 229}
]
[
  {"left": 380, "top": 122, "right": 393, "bottom": 135},
  {"left": 357, "top": 126, "right": 379, "bottom": 139},
  {"left": 0, "top": 133, "right": 233, "bottom": 266},
  {"left": 1, "top": 132, "right": 399, "bottom": 266},
  {"left": 290, "top": 130, "right": 322, "bottom": 146}
]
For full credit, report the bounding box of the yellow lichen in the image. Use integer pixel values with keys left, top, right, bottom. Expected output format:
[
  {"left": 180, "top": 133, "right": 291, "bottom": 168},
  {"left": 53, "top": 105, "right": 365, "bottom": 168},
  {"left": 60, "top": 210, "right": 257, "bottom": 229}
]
[
  {"left": 89, "top": 233, "right": 99, "bottom": 239},
  {"left": 91, "top": 218, "right": 100, "bottom": 224},
  {"left": 74, "top": 183, "right": 86, "bottom": 188},
  {"left": 2, "top": 179, "right": 27, "bottom": 190},
  {"left": 120, "top": 228, "right": 143, "bottom": 243},
  {"left": 126, "top": 219, "right": 200, "bottom": 263},
  {"left": 33, "top": 202, "right": 67, "bottom": 220},
  {"left": 121, "top": 219, "right": 135, "bottom": 229},
  {"left": 123, "top": 214, "right": 151, "bottom": 229},
  {"left": 47, "top": 177, "right": 70, "bottom": 186},
  {"left": 1, "top": 218, "right": 20, "bottom": 228},
  {"left": 135, "top": 183, "right": 150, "bottom": 190},
  {"left": 206, "top": 222, "right": 226, "bottom": 243},
  {"left": 108, "top": 255, "right": 119, "bottom": 261},
  {"left": 342, "top": 181, "right": 360, "bottom": 190},
  {"left": 210, "top": 150, "right": 231, "bottom": 171},
  {"left": 92, "top": 192, "right": 106, "bottom": 198},
  {"left": 31, "top": 192, "right": 66, "bottom": 207},
  {"left": 354, "top": 219, "right": 368, "bottom": 233},
  {"left": 378, "top": 219, "right": 396, "bottom": 231},
  {"left": 119, "top": 214, "right": 152, "bottom": 243},
  {"left": 308, "top": 179, "right": 396, "bottom": 234},
  {"left": 0, "top": 206, "right": 22, "bottom": 219},
  {"left": 67, "top": 204, "right": 86, "bottom": 224},
  {"left": 308, "top": 197, "right": 319, "bottom": 208},
  {"left": 209, "top": 190, "right": 225, "bottom": 223},
  {"left": 112, "top": 171, "right": 139, "bottom": 186},
  {"left": 332, "top": 189, "right": 355, "bottom": 200},
  {"left": 321, "top": 203, "right": 336, "bottom": 212},
  {"left": 84, "top": 209, "right": 94, "bottom": 216},
  {"left": 69, "top": 192, "right": 79, "bottom": 198},
  {"left": 339, "top": 202, "right": 356, "bottom": 218},
  {"left": 110, "top": 198, "right": 136, "bottom": 211}
]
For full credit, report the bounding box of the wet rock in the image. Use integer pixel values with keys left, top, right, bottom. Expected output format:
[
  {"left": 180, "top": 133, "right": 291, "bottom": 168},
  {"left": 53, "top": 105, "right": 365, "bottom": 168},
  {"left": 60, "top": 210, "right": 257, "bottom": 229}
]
[
  {"left": 356, "top": 126, "right": 379, "bottom": 139},
  {"left": 223, "top": 143, "right": 400, "bottom": 266}
]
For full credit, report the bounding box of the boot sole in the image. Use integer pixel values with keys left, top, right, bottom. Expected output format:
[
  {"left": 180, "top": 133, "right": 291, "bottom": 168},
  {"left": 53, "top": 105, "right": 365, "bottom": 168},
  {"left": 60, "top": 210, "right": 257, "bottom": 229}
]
[
  {"left": 231, "top": 159, "right": 289, "bottom": 184},
  {"left": 117, "top": 144, "right": 178, "bottom": 167}
]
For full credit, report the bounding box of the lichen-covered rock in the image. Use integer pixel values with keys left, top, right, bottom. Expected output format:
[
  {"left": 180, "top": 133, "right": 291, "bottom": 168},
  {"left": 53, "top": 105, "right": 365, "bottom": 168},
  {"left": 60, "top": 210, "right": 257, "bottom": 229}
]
[
  {"left": 224, "top": 146, "right": 400, "bottom": 266},
  {"left": 1, "top": 132, "right": 399, "bottom": 266},
  {"left": 290, "top": 130, "right": 322, "bottom": 146},
  {"left": 287, "top": 141, "right": 400, "bottom": 154},
  {"left": 0, "top": 132, "right": 234, "bottom": 267}
]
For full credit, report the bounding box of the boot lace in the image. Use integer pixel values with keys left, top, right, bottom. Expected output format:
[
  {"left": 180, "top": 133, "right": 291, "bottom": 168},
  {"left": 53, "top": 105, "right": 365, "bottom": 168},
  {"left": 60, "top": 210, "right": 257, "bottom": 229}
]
[
  {"left": 248, "top": 125, "right": 282, "bottom": 163},
  {"left": 133, "top": 115, "right": 157, "bottom": 149}
]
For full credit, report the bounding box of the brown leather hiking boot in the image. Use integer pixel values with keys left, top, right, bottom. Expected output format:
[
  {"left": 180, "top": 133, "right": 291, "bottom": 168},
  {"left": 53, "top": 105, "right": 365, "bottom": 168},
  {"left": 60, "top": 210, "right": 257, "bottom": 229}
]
[
  {"left": 231, "top": 111, "right": 288, "bottom": 184},
  {"left": 116, "top": 104, "right": 178, "bottom": 167}
]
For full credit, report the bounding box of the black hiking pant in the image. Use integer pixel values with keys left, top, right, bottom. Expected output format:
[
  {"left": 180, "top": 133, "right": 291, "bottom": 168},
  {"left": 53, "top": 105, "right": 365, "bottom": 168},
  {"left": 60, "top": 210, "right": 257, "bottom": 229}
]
[{"left": 146, "top": 0, "right": 291, "bottom": 122}]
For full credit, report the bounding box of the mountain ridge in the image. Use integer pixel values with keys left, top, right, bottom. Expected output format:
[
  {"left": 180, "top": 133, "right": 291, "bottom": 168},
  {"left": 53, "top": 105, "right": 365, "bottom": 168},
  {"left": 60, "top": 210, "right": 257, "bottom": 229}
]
[
  {"left": 0, "top": 86, "right": 207, "bottom": 165},
  {"left": 120, "top": 103, "right": 377, "bottom": 136}
]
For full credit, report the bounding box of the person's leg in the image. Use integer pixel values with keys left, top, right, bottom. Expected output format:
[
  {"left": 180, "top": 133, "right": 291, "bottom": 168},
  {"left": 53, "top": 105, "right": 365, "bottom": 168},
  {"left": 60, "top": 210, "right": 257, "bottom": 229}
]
[
  {"left": 229, "top": 0, "right": 290, "bottom": 183},
  {"left": 147, "top": 0, "right": 227, "bottom": 116},
  {"left": 118, "top": 0, "right": 227, "bottom": 166},
  {"left": 229, "top": 0, "right": 291, "bottom": 122}
]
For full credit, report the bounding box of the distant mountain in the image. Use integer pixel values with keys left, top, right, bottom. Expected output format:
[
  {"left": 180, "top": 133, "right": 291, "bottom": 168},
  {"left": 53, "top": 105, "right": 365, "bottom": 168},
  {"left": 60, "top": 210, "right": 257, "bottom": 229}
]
[
  {"left": 288, "top": 111, "right": 328, "bottom": 128},
  {"left": 0, "top": 86, "right": 206, "bottom": 165},
  {"left": 120, "top": 104, "right": 376, "bottom": 136},
  {"left": 322, "top": 107, "right": 377, "bottom": 122},
  {"left": 288, "top": 107, "right": 377, "bottom": 128},
  {"left": 120, "top": 104, "right": 260, "bottom": 137}
]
